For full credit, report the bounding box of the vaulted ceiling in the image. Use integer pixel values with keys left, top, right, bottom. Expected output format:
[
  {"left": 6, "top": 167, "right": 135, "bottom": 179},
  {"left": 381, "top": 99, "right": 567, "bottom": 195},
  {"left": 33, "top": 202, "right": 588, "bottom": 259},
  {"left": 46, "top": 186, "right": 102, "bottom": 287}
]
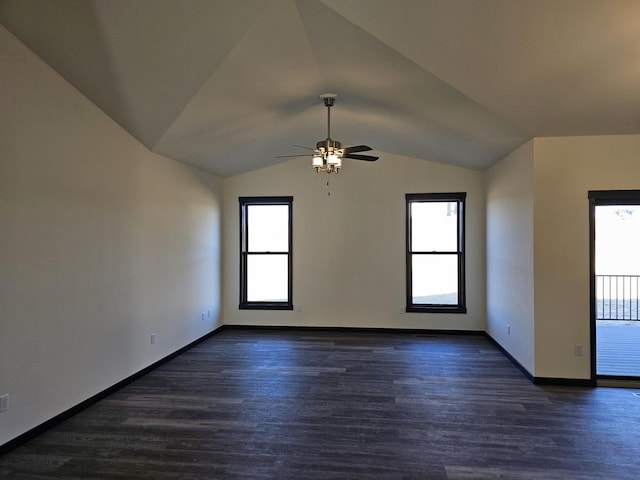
[{"left": 2, "top": 0, "right": 640, "bottom": 177}]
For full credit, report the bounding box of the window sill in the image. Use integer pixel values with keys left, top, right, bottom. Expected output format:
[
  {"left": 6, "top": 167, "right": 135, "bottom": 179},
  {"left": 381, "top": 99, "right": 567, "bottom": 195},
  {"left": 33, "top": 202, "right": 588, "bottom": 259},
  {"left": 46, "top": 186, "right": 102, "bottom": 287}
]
[
  {"left": 406, "top": 305, "right": 467, "bottom": 314},
  {"left": 239, "top": 303, "right": 293, "bottom": 311}
]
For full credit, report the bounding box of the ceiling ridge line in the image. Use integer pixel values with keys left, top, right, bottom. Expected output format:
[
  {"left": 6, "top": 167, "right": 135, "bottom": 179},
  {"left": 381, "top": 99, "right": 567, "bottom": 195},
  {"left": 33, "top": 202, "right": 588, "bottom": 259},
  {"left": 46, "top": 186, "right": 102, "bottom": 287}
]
[
  {"left": 315, "top": 0, "right": 529, "bottom": 140},
  {"left": 151, "top": 2, "right": 271, "bottom": 152}
]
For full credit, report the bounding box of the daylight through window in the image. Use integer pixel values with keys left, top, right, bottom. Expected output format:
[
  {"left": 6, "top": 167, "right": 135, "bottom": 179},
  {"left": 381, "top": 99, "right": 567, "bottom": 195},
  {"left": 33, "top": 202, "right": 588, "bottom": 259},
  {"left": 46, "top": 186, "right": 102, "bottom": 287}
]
[
  {"left": 239, "top": 197, "right": 293, "bottom": 310},
  {"left": 406, "top": 193, "right": 466, "bottom": 313}
]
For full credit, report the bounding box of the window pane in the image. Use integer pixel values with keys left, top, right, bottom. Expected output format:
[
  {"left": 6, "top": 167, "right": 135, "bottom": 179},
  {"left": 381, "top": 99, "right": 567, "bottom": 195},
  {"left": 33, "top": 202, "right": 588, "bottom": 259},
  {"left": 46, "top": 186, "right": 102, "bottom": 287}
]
[
  {"left": 411, "top": 202, "right": 458, "bottom": 252},
  {"left": 247, "top": 254, "right": 288, "bottom": 302},
  {"left": 412, "top": 254, "right": 458, "bottom": 304},
  {"left": 247, "top": 205, "right": 289, "bottom": 252}
]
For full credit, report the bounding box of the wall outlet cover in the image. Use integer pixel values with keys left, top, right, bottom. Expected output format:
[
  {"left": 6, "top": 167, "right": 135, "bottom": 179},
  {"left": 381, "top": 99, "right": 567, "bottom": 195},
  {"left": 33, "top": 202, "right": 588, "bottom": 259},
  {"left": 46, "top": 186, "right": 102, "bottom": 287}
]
[{"left": 0, "top": 394, "right": 9, "bottom": 413}]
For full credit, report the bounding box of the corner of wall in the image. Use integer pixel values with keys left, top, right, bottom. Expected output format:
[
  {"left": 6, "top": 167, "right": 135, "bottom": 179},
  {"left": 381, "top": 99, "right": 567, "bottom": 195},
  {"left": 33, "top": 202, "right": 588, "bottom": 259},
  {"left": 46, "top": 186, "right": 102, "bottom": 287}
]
[{"left": 485, "top": 141, "right": 535, "bottom": 374}]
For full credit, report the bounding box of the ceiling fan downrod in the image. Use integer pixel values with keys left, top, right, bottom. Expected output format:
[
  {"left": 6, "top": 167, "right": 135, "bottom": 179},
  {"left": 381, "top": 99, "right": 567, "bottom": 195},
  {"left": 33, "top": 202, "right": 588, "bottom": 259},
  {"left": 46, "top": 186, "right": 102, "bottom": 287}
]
[{"left": 323, "top": 93, "right": 335, "bottom": 140}]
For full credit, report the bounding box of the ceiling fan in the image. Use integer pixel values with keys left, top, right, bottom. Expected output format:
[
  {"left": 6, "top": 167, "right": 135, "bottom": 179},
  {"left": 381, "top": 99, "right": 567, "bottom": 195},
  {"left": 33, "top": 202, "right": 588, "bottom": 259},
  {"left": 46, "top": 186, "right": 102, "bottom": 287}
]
[{"left": 277, "top": 93, "right": 378, "bottom": 174}]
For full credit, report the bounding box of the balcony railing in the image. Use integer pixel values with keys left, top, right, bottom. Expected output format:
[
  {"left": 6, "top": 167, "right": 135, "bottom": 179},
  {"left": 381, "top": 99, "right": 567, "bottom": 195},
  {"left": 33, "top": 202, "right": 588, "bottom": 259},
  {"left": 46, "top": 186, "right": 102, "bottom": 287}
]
[{"left": 596, "top": 275, "right": 640, "bottom": 321}]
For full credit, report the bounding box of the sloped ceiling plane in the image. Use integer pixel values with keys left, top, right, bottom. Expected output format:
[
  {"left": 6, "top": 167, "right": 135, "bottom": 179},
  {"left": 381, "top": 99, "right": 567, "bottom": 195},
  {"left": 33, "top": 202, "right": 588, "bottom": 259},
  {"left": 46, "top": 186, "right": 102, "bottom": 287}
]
[{"left": 2, "top": 0, "right": 640, "bottom": 177}]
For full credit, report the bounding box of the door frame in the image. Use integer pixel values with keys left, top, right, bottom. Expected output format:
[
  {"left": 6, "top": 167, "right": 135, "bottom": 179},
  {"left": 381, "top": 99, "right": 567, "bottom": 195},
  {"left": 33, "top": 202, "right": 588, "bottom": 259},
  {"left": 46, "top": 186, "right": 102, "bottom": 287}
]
[{"left": 588, "top": 189, "right": 640, "bottom": 383}]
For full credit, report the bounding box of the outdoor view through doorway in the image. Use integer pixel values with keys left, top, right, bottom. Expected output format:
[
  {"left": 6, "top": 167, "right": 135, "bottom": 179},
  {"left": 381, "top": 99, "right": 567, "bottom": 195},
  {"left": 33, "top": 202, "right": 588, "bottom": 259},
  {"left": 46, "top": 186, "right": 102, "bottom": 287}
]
[{"left": 594, "top": 201, "right": 640, "bottom": 378}]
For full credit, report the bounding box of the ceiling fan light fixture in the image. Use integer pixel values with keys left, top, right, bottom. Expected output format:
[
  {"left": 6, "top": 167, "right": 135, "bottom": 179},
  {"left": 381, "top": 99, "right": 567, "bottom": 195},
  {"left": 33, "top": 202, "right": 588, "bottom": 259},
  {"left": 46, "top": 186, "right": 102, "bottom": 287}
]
[
  {"left": 312, "top": 155, "right": 324, "bottom": 172},
  {"left": 327, "top": 153, "right": 341, "bottom": 166}
]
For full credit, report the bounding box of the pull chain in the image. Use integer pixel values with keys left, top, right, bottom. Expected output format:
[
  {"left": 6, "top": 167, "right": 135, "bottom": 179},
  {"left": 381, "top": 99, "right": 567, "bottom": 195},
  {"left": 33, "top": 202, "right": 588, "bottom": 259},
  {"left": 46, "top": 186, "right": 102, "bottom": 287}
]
[{"left": 327, "top": 174, "right": 331, "bottom": 197}]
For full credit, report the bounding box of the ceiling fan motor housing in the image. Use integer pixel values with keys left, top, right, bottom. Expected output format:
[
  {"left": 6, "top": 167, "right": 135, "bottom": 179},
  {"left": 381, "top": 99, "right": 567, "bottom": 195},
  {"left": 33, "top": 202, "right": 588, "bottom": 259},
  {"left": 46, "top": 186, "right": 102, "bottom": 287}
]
[{"left": 316, "top": 139, "right": 342, "bottom": 154}]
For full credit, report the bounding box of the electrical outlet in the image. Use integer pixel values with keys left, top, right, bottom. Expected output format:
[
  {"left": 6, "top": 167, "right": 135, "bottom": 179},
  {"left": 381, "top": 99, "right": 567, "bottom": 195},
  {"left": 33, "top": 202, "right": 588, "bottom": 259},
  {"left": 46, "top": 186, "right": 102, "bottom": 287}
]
[
  {"left": 207, "top": 310, "right": 210, "bottom": 318},
  {"left": 150, "top": 333, "right": 156, "bottom": 345},
  {"left": 507, "top": 324, "right": 511, "bottom": 335},
  {"left": 0, "top": 394, "right": 9, "bottom": 413},
  {"left": 201, "top": 312, "right": 205, "bottom": 320},
  {"left": 574, "top": 344, "right": 584, "bottom": 356}
]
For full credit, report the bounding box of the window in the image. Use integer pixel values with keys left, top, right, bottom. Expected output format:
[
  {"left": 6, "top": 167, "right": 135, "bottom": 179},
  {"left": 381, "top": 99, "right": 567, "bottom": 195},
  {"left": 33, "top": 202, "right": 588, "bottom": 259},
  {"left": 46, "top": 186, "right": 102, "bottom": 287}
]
[
  {"left": 239, "top": 196, "right": 293, "bottom": 310},
  {"left": 406, "top": 193, "right": 466, "bottom": 313}
]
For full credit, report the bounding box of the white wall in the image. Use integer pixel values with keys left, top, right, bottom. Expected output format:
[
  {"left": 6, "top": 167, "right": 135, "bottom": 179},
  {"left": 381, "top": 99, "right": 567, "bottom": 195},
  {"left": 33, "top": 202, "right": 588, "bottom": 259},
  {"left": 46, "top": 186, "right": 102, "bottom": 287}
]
[
  {"left": 0, "top": 26, "right": 222, "bottom": 446},
  {"left": 487, "top": 135, "right": 640, "bottom": 380},
  {"left": 533, "top": 135, "right": 640, "bottom": 378},
  {"left": 223, "top": 152, "right": 486, "bottom": 330},
  {"left": 486, "top": 141, "right": 535, "bottom": 374}
]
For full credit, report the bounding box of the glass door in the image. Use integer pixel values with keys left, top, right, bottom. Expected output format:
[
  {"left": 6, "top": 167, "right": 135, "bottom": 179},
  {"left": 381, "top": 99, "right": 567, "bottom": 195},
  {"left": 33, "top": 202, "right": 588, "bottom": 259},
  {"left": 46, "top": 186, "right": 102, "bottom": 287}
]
[{"left": 590, "top": 191, "right": 640, "bottom": 380}]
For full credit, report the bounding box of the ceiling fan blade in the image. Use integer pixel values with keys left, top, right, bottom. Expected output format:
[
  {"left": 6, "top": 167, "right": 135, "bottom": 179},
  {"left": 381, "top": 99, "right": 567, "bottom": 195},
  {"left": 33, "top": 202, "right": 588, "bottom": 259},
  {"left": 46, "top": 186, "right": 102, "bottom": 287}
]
[
  {"left": 275, "top": 154, "right": 314, "bottom": 158},
  {"left": 342, "top": 145, "right": 373, "bottom": 154},
  {"left": 292, "top": 145, "right": 317, "bottom": 151},
  {"left": 343, "top": 153, "right": 379, "bottom": 162}
]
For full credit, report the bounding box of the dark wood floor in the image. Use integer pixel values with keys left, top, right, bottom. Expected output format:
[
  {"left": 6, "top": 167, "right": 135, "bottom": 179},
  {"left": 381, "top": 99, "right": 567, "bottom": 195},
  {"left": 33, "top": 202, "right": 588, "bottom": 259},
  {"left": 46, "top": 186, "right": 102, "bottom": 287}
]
[{"left": 2, "top": 328, "right": 640, "bottom": 479}]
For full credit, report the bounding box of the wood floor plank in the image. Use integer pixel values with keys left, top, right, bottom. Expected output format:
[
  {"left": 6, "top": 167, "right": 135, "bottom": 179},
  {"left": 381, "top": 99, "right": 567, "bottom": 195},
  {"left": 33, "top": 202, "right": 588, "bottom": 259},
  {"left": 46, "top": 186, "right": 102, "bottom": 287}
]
[{"left": 1, "top": 328, "right": 640, "bottom": 479}]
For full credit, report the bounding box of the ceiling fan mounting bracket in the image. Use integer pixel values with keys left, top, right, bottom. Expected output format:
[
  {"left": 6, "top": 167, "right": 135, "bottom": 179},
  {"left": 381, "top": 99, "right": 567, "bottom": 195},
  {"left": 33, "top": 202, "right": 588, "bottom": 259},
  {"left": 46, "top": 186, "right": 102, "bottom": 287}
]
[{"left": 320, "top": 93, "right": 337, "bottom": 108}]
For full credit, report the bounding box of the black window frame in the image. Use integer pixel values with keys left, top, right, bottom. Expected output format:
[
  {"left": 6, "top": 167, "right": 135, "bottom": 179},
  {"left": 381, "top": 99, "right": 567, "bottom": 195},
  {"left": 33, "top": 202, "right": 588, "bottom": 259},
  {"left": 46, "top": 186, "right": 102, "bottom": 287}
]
[
  {"left": 239, "top": 196, "right": 293, "bottom": 310},
  {"left": 406, "top": 192, "right": 467, "bottom": 313}
]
